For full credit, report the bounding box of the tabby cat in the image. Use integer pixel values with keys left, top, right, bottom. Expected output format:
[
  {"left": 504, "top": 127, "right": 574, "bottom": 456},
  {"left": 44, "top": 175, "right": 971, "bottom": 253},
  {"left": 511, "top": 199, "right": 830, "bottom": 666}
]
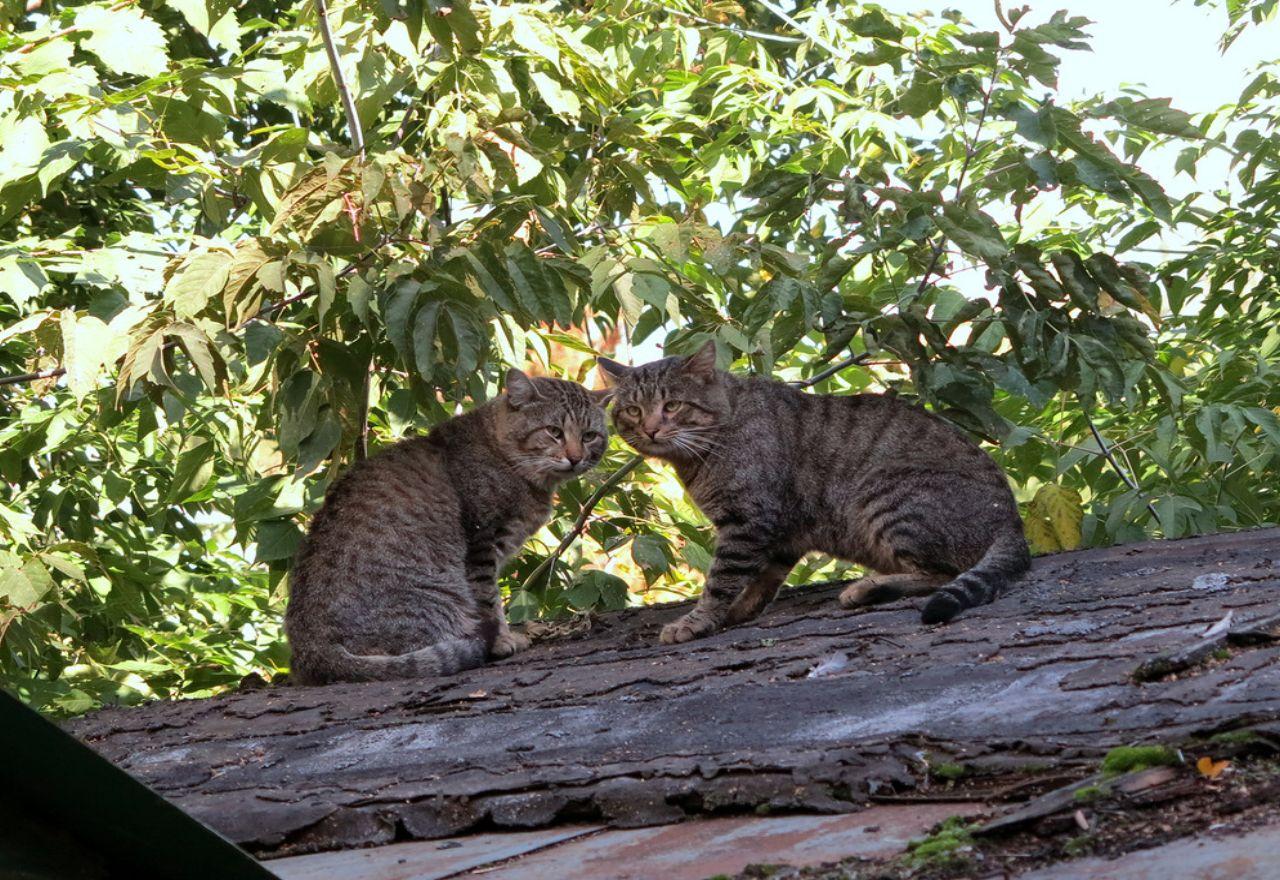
[
  {"left": 285, "top": 371, "right": 609, "bottom": 684},
  {"left": 598, "top": 341, "right": 1030, "bottom": 644}
]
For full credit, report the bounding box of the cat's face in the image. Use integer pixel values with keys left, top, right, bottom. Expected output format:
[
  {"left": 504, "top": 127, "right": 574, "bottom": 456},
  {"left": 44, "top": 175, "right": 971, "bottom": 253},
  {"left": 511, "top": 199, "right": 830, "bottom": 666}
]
[
  {"left": 500, "top": 371, "right": 610, "bottom": 486},
  {"left": 597, "top": 341, "right": 729, "bottom": 460}
]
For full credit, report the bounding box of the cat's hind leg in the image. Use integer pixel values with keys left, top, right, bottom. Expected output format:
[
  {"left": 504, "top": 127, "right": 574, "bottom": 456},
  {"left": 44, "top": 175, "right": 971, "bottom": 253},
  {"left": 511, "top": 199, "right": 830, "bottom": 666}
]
[
  {"left": 724, "top": 557, "right": 799, "bottom": 625},
  {"left": 838, "top": 572, "right": 950, "bottom": 609}
]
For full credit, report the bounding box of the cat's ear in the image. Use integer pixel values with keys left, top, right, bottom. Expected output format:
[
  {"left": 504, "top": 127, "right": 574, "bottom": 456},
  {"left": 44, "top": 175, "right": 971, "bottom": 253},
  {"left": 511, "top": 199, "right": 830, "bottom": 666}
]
[
  {"left": 505, "top": 369, "right": 541, "bottom": 408},
  {"left": 590, "top": 387, "right": 614, "bottom": 406},
  {"left": 681, "top": 339, "right": 719, "bottom": 379},
  {"left": 596, "top": 357, "right": 632, "bottom": 385}
]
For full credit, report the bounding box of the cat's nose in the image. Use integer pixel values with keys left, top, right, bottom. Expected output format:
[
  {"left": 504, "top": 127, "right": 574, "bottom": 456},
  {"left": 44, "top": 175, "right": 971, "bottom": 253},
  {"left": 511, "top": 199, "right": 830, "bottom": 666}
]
[{"left": 644, "top": 429, "right": 659, "bottom": 441}]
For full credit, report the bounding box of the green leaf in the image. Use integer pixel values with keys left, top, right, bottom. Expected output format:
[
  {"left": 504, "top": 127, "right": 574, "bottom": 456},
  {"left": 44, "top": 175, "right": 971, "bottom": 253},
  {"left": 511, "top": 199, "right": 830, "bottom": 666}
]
[
  {"left": 165, "top": 439, "right": 215, "bottom": 504},
  {"left": 529, "top": 70, "right": 581, "bottom": 118},
  {"left": 1049, "top": 251, "right": 1100, "bottom": 311},
  {"left": 277, "top": 371, "right": 324, "bottom": 455},
  {"left": 61, "top": 311, "right": 125, "bottom": 401},
  {"left": 0, "top": 555, "right": 54, "bottom": 607},
  {"left": 1006, "top": 102, "right": 1058, "bottom": 148},
  {"left": 166, "top": 250, "right": 232, "bottom": 319},
  {"left": 0, "top": 255, "right": 48, "bottom": 306},
  {"left": 77, "top": 6, "right": 169, "bottom": 78},
  {"left": 245, "top": 323, "right": 283, "bottom": 367},
  {"left": 413, "top": 300, "right": 442, "bottom": 378},
  {"left": 630, "top": 534, "right": 670, "bottom": 584},
  {"left": 446, "top": 307, "right": 485, "bottom": 376},
  {"left": 563, "top": 578, "right": 599, "bottom": 611},
  {"left": 936, "top": 204, "right": 1008, "bottom": 261},
  {"left": 294, "top": 408, "right": 342, "bottom": 475},
  {"left": 166, "top": 323, "right": 223, "bottom": 391},
  {"left": 255, "top": 520, "right": 302, "bottom": 563}
]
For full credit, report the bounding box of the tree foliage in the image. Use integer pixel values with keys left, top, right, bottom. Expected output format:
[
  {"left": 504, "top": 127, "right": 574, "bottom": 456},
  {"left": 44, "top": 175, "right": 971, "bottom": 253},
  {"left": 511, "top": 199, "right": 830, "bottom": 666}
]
[{"left": 1, "top": 0, "right": 1277, "bottom": 714}]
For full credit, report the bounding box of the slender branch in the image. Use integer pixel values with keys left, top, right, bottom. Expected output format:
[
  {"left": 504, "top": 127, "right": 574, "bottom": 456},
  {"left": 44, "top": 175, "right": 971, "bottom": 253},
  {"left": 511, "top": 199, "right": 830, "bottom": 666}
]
[
  {"left": 354, "top": 364, "right": 371, "bottom": 461},
  {"left": 314, "top": 0, "right": 366, "bottom": 158},
  {"left": 1082, "top": 406, "right": 1160, "bottom": 521},
  {"left": 795, "top": 352, "right": 873, "bottom": 388},
  {"left": 663, "top": 8, "right": 805, "bottom": 45},
  {"left": 756, "top": 0, "right": 842, "bottom": 55},
  {"left": 916, "top": 44, "right": 1003, "bottom": 296},
  {"left": 391, "top": 102, "right": 419, "bottom": 148},
  {"left": 0, "top": 367, "right": 63, "bottom": 388},
  {"left": 521, "top": 454, "right": 645, "bottom": 591},
  {"left": 994, "top": 0, "right": 1015, "bottom": 33}
]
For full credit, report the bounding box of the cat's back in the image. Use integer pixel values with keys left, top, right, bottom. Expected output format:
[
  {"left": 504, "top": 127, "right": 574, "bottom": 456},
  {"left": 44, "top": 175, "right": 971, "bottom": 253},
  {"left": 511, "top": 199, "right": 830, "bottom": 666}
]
[
  {"left": 729, "top": 379, "right": 999, "bottom": 477},
  {"left": 814, "top": 389, "right": 1004, "bottom": 477},
  {"left": 311, "top": 434, "right": 455, "bottom": 530}
]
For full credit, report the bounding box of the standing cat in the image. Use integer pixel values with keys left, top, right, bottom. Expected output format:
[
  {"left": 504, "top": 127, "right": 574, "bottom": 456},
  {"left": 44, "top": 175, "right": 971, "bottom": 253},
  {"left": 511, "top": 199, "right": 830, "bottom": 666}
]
[
  {"left": 598, "top": 341, "right": 1030, "bottom": 644},
  {"left": 285, "top": 371, "right": 609, "bottom": 684}
]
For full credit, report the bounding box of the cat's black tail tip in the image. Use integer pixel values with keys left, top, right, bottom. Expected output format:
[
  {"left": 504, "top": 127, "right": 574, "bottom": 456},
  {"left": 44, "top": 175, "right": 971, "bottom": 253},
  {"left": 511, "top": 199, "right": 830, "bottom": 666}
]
[{"left": 921, "top": 593, "right": 962, "bottom": 625}]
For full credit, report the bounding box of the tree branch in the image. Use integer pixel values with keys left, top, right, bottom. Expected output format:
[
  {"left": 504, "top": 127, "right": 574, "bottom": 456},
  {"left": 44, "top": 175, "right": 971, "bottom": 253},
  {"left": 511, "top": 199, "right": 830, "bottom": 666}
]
[
  {"left": 1082, "top": 405, "right": 1160, "bottom": 520},
  {"left": 315, "top": 0, "right": 366, "bottom": 158},
  {"left": 520, "top": 454, "right": 645, "bottom": 592},
  {"left": 795, "top": 352, "right": 873, "bottom": 388},
  {"left": 756, "top": 0, "right": 842, "bottom": 55},
  {"left": 0, "top": 367, "right": 63, "bottom": 388},
  {"left": 916, "top": 43, "right": 1003, "bottom": 296}
]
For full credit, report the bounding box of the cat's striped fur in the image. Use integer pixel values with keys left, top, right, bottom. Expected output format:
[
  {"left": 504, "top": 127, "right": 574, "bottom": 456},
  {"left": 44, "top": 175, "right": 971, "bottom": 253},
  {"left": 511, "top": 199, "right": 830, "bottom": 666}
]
[
  {"left": 599, "top": 342, "right": 1030, "bottom": 644},
  {"left": 285, "top": 371, "right": 609, "bottom": 684}
]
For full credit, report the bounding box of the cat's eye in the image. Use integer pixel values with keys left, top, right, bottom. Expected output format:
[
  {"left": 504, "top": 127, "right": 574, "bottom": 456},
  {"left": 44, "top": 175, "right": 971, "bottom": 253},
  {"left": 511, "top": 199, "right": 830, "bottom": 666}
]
[
  {"left": 663, "top": 400, "right": 684, "bottom": 414},
  {"left": 583, "top": 431, "right": 600, "bottom": 442},
  {"left": 545, "top": 426, "right": 564, "bottom": 439},
  {"left": 623, "top": 405, "right": 642, "bottom": 419}
]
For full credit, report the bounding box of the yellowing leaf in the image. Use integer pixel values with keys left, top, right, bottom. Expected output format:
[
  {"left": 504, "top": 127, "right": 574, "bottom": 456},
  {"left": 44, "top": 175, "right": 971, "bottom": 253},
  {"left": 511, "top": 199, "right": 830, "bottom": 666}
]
[
  {"left": 1023, "top": 484, "right": 1084, "bottom": 554},
  {"left": 78, "top": 6, "right": 169, "bottom": 78},
  {"left": 1196, "top": 756, "right": 1229, "bottom": 779}
]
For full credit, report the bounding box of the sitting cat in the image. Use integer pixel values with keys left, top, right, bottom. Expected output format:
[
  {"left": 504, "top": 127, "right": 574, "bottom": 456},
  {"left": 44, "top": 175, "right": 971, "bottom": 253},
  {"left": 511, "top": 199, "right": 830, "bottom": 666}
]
[
  {"left": 285, "top": 370, "right": 609, "bottom": 684},
  {"left": 598, "top": 341, "right": 1030, "bottom": 644}
]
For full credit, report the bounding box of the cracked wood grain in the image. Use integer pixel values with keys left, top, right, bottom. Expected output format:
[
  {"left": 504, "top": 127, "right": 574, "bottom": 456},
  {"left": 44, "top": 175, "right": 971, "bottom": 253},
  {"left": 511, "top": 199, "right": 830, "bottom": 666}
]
[{"left": 66, "top": 528, "right": 1280, "bottom": 859}]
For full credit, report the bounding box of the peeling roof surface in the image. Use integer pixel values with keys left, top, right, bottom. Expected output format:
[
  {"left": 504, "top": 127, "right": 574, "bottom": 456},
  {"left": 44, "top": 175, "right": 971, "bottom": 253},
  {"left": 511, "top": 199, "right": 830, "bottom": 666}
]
[{"left": 66, "top": 529, "right": 1280, "bottom": 875}]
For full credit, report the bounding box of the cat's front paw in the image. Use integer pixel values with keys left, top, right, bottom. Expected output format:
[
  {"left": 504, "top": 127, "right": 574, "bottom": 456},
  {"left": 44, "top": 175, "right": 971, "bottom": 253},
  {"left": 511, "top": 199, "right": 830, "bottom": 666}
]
[
  {"left": 660, "top": 611, "right": 719, "bottom": 644},
  {"left": 839, "top": 577, "right": 889, "bottom": 608},
  {"left": 490, "top": 629, "right": 531, "bottom": 659}
]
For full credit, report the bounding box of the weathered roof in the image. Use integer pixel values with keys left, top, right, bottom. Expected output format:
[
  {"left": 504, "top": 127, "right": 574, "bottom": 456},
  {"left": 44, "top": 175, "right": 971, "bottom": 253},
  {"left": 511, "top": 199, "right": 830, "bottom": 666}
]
[{"left": 67, "top": 528, "right": 1280, "bottom": 866}]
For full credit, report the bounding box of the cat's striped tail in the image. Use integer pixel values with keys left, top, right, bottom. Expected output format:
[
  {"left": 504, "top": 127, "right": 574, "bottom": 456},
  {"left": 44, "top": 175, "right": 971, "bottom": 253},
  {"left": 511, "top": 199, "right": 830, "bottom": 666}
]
[
  {"left": 328, "top": 637, "right": 488, "bottom": 682},
  {"left": 921, "top": 529, "right": 1031, "bottom": 624}
]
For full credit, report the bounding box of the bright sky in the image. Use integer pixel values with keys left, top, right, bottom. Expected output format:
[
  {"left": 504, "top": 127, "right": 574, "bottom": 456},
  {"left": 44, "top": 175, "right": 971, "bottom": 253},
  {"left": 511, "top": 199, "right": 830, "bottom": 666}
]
[{"left": 919, "top": 1, "right": 1277, "bottom": 112}]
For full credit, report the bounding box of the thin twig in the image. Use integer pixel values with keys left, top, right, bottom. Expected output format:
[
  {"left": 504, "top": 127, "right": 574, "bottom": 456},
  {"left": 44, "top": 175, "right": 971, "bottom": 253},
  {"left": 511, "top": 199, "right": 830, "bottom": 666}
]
[
  {"left": 663, "top": 8, "right": 805, "bottom": 45},
  {"left": 795, "top": 352, "right": 873, "bottom": 388},
  {"left": 994, "top": 0, "right": 1015, "bottom": 33},
  {"left": 521, "top": 454, "right": 645, "bottom": 591},
  {"left": 756, "top": 0, "right": 842, "bottom": 55},
  {"left": 354, "top": 364, "right": 371, "bottom": 461},
  {"left": 916, "top": 43, "right": 1004, "bottom": 296},
  {"left": 1082, "top": 405, "right": 1159, "bottom": 520},
  {"left": 315, "top": 0, "right": 366, "bottom": 158},
  {"left": 0, "top": 367, "right": 63, "bottom": 388}
]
